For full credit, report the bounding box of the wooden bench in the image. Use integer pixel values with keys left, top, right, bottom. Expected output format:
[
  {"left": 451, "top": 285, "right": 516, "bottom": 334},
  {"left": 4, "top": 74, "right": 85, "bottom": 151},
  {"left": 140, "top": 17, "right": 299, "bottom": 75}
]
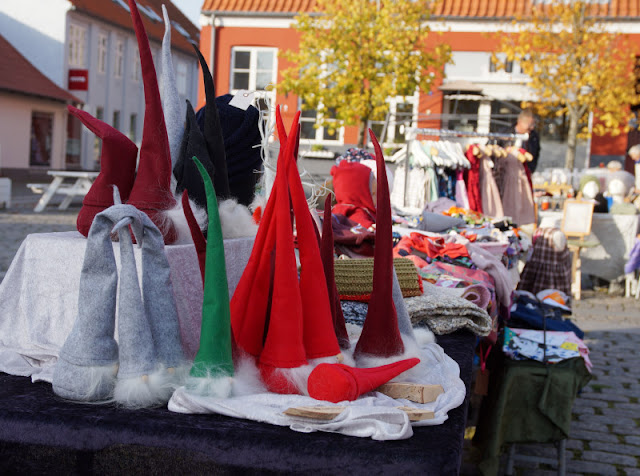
[{"left": 29, "top": 171, "right": 98, "bottom": 212}]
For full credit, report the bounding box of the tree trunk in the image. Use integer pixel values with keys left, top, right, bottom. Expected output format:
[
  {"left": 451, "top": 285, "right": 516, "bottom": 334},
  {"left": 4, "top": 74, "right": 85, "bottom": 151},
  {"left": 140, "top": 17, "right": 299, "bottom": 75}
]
[
  {"left": 565, "top": 108, "right": 580, "bottom": 171},
  {"left": 357, "top": 118, "right": 368, "bottom": 148}
]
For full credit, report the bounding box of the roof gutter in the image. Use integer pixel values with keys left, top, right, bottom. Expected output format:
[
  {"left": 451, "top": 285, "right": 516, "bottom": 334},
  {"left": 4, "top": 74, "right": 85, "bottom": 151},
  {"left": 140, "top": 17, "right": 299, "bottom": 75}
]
[{"left": 201, "top": 10, "right": 320, "bottom": 18}]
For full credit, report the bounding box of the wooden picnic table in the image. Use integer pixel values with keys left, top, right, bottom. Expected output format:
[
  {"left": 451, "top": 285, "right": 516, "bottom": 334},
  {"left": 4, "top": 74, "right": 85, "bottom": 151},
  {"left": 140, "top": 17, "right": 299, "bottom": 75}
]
[{"left": 28, "top": 170, "right": 98, "bottom": 212}]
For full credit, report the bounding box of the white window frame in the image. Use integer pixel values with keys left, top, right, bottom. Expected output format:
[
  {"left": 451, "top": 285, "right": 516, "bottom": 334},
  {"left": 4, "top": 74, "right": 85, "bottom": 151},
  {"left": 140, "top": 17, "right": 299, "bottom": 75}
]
[
  {"left": 97, "top": 32, "right": 108, "bottom": 74},
  {"left": 68, "top": 23, "right": 87, "bottom": 68},
  {"left": 114, "top": 37, "right": 124, "bottom": 79},
  {"left": 131, "top": 46, "right": 141, "bottom": 81},
  {"left": 299, "top": 101, "right": 343, "bottom": 145},
  {"left": 368, "top": 95, "right": 419, "bottom": 148},
  {"left": 230, "top": 47, "right": 278, "bottom": 119}
]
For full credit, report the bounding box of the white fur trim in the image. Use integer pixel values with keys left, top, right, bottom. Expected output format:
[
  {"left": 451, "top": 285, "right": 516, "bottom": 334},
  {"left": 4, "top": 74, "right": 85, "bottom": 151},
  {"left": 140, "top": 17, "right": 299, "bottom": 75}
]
[
  {"left": 53, "top": 363, "right": 118, "bottom": 402},
  {"left": 160, "top": 197, "right": 208, "bottom": 245},
  {"left": 185, "top": 374, "right": 233, "bottom": 399},
  {"left": 230, "top": 354, "right": 267, "bottom": 397},
  {"left": 113, "top": 366, "right": 178, "bottom": 409},
  {"left": 218, "top": 199, "right": 258, "bottom": 239}
]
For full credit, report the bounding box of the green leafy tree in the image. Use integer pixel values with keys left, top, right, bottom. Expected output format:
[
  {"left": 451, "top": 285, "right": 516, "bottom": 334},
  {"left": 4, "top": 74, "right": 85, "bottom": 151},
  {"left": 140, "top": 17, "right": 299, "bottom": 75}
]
[
  {"left": 493, "top": 1, "right": 640, "bottom": 170},
  {"left": 280, "top": 0, "right": 451, "bottom": 147}
]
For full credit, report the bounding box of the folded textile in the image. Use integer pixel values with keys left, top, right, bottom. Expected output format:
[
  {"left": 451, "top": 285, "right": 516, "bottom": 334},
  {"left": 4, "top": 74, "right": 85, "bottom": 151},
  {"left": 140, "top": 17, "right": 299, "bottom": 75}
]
[
  {"left": 405, "top": 283, "right": 491, "bottom": 336},
  {"left": 417, "top": 211, "right": 467, "bottom": 233},
  {"left": 448, "top": 284, "right": 491, "bottom": 311},
  {"left": 168, "top": 335, "right": 466, "bottom": 440},
  {"left": 334, "top": 258, "right": 423, "bottom": 302}
]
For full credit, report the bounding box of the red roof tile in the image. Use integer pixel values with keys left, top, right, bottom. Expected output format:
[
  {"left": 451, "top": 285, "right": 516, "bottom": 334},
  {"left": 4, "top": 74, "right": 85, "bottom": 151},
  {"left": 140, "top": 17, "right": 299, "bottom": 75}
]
[
  {"left": 69, "top": 0, "right": 199, "bottom": 55},
  {"left": 202, "top": 0, "right": 640, "bottom": 18},
  {"left": 0, "top": 34, "right": 79, "bottom": 103}
]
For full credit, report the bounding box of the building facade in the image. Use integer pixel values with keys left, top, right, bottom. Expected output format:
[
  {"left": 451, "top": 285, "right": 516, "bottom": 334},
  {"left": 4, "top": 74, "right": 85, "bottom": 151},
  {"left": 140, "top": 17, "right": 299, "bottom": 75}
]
[
  {"left": 198, "top": 0, "right": 640, "bottom": 168},
  {"left": 0, "top": 0, "right": 200, "bottom": 173}
]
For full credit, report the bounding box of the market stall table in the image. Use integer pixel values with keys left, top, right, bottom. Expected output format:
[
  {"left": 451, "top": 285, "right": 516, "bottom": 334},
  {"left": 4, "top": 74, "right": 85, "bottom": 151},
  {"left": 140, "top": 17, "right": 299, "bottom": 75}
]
[
  {"left": 0, "top": 330, "right": 475, "bottom": 475},
  {"left": 538, "top": 211, "right": 640, "bottom": 282}
]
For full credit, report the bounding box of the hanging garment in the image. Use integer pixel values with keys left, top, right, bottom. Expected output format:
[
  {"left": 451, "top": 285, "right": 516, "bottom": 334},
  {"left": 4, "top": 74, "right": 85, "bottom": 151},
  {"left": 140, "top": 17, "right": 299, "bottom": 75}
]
[
  {"left": 499, "top": 152, "right": 535, "bottom": 225},
  {"left": 479, "top": 156, "right": 504, "bottom": 218},
  {"left": 464, "top": 146, "right": 482, "bottom": 214},
  {"left": 455, "top": 169, "right": 470, "bottom": 209}
]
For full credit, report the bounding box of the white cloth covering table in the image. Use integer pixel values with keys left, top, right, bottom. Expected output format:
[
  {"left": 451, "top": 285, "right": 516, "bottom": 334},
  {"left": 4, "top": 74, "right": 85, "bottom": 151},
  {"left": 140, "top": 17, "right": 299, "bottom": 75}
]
[{"left": 0, "top": 231, "right": 254, "bottom": 380}]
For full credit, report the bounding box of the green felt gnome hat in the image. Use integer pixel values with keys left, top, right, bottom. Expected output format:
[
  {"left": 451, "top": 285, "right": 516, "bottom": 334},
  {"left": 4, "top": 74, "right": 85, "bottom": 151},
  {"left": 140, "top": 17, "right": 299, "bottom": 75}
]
[{"left": 189, "top": 156, "right": 234, "bottom": 386}]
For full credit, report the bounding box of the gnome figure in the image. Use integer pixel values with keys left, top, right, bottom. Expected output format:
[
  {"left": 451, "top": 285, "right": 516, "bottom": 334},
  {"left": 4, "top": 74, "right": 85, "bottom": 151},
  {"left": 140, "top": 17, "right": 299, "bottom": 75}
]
[{"left": 53, "top": 191, "right": 185, "bottom": 408}]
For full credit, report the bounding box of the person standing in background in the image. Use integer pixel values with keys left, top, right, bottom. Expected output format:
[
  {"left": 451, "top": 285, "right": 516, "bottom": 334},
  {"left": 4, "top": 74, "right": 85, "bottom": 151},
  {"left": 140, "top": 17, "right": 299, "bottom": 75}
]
[{"left": 514, "top": 108, "right": 541, "bottom": 173}]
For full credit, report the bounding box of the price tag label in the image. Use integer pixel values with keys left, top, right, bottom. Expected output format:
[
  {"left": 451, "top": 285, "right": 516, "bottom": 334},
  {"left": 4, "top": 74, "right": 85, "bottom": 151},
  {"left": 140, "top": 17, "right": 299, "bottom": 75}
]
[{"left": 229, "top": 90, "right": 255, "bottom": 110}]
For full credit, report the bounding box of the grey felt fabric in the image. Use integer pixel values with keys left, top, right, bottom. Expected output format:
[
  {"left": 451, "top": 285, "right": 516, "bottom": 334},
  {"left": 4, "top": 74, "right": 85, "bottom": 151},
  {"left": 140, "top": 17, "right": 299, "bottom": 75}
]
[
  {"left": 418, "top": 211, "right": 467, "bottom": 233},
  {"left": 405, "top": 282, "right": 491, "bottom": 336},
  {"left": 392, "top": 268, "right": 417, "bottom": 344},
  {"left": 161, "top": 5, "right": 186, "bottom": 169},
  {"left": 52, "top": 204, "right": 184, "bottom": 402},
  {"left": 52, "top": 207, "right": 121, "bottom": 401},
  {"left": 112, "top": 212, "right": 158, "bottom": 380},
  {"left": 135, "top": 208, "right": 185, "bottom": 369}
]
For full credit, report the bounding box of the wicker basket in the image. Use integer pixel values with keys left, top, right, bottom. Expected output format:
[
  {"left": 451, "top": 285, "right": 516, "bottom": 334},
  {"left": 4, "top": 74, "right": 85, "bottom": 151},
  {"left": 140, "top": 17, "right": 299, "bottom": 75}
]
[{"left": 334, "top": 258, "right": 423, "bottom": 302}]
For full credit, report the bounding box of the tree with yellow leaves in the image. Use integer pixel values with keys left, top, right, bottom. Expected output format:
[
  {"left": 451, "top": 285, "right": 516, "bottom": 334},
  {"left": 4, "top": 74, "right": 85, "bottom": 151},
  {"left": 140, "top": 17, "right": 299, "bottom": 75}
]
[
  {"left": 280, "top": 0, "right": 451, "bottom": 147},
  {"left": 493, "top": 1, "right": 640, "bottom": 170}
]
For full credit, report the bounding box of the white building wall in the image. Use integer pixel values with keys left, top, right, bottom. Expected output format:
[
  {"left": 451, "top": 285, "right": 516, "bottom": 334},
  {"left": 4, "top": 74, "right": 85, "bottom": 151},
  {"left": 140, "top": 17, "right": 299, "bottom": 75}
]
[
  {"left": 0, "top": 92, "right": 68, "bottom": 170},
  {"left": 64, "top": 11, "right": 199, "bottom": 170},
  {"left": 0, "top": 0, "right": 71, "bottom": 87}
]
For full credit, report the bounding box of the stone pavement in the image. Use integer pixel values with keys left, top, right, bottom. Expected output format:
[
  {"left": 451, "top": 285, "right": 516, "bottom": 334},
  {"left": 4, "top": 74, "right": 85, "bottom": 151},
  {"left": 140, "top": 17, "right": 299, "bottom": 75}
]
[
  {"left": 1, "top": 202, "right": 640, "bottom": 475},
  {"left": 461, "top": 293, "right": 640, "bottom": 475}
]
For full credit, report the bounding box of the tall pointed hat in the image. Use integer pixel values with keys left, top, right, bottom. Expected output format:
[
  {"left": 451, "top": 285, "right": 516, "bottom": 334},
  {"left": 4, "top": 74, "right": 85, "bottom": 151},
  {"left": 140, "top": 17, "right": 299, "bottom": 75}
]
[
  {"left": 321, "top": 195, "right": 350, "bottom": 349},
  {"left": 67, "top": 105, "right": 138, "bottom": 237},
  {"left": 181, "top": 189, "right": 207, "bottom": 285},
  {"left": 256, "top": 111, "right": 306, "bottom": 369},
  {"left": 283, "top": 121, "right": 340, "bottom": 361},
  {"left": 174, "top": 100, "right": 215, "bottom": 210},
  {"left": 193, "top": 44, "right": 230, "bottom": 199},
  {"left": 354, "top": 130, "right": 405, "bottom": 360},
  {"left": 125, "top": 0, "right": 177, "bottom": 243},
  {"left": 187, "top": 157, "right": 234, "bottom": 397},
  {"left": 230, "top": 107, "right": 288, "bottom": 357},
  {"left": 160, "top": 4, "right": 186, "bottom": 169}
]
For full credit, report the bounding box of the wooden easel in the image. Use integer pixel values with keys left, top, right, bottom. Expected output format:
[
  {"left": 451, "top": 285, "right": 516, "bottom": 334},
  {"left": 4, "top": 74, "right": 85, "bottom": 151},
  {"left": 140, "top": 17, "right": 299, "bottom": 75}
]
[{"left": 561, "top": 200, "right": 596, "bottom": 301}]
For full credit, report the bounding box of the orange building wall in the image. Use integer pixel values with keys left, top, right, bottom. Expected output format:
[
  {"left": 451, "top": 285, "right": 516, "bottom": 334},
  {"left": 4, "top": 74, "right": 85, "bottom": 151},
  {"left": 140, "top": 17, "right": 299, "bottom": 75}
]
[{"left": 199, "top": 24, "right": 640, "bottom": 154}]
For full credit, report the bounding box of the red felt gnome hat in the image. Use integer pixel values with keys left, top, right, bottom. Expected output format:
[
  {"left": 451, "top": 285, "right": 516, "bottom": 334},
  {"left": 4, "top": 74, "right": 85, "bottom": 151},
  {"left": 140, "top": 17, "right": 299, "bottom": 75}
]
[
  {"left": 256, "top": 111, "right": 307, "bottom": 375},
  {"left": 308, "top": 358, "right": 420, "bottom": 403},
  {"left": 284, "top": 122, "right": 340, "bottom": 361},
  {"left": 67, "top": 105, "right": 138, "bottom": 237},
  {"left": 230, "top": 106, "right": 292, "bottom": 359},
  {"left": 354, "top": 130, "right": 405, "bottom": 360},
  {"left": 125, "top": 0, "right": 177, "bottom": 243},
  {"left": 321, "top": 195, "right": 350, "bottom": 349}
]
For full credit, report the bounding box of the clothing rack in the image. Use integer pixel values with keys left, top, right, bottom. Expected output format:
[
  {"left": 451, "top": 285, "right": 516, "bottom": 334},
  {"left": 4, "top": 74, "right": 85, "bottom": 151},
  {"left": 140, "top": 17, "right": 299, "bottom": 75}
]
[
  {"left": 407, "top": 128, "right": 529, "bottom": 142},
  {"left": 400, "top": 128, "right": 529, "bottom": 208}
]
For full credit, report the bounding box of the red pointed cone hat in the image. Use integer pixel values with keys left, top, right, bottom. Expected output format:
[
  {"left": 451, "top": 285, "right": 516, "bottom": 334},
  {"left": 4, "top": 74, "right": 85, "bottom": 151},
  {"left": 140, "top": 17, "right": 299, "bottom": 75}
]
[
  {"left": 125, "top": 0, "right": 177, "bottom": 243},
  {"left": 285, "top": 123, "right": 340, "bottom": 360},
  {"left": 308, "top": 358, "right": 420, "bottom": 403},
  {"left": 354, "top": 130, "right": 405, "bottom": 359},
  {"left": 181, "top": 190, "right": 207, "bottom": 286},
  {"left": 67, "top": 105, "right": 138, "bottom": 237},
  {"left": 322, "top": 195, "right": 350, "bottom": 349},
  {"left": 258, "top": 112, "right": 307, "bottom": 389},
  {"left": 230, "top": 107, "right": 286, "bottom": 357}
]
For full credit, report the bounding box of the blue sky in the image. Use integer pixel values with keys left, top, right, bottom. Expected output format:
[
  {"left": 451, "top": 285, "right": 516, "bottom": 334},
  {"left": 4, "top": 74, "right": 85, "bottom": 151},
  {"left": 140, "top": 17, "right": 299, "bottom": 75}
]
[{"left": 172, "top": 0, "right": 203, "bottom": 27}]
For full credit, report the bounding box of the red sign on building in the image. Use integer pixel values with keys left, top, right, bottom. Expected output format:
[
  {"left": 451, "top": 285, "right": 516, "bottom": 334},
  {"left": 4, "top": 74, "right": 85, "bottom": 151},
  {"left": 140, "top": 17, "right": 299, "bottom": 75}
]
[{"left": 68, "top": 69, "right": 88, "bottom": 91}]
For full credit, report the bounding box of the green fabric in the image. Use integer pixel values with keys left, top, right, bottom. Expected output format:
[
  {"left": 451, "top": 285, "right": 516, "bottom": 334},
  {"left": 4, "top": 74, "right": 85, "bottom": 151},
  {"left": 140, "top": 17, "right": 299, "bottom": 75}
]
[
  {"left": 474, "top": 354, "right": 591, "bottom": 476},
  {"left": 189, "top": 157, "right": 234, "bottom": 378}
]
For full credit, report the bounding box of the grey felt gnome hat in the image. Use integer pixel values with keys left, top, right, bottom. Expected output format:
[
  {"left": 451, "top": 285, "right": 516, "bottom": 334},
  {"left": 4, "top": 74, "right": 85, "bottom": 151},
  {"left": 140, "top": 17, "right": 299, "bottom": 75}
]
[
  {"left": 53, "top": 191, "right": 185, "bottom": 408},
  {"left": 160, "top": 4, "right": 185, "bottom": 170}
]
